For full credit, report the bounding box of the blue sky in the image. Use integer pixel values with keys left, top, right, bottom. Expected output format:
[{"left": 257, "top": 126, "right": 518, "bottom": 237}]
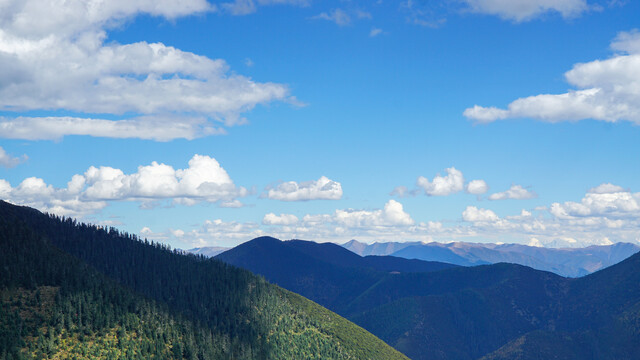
[{"left": 0, "top": 0, "right": 639, "bottom": 249}]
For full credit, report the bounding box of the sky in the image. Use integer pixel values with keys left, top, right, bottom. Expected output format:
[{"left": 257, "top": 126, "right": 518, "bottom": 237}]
[{"left": 0, "top": 0, "right": 639, "bottom": 249}]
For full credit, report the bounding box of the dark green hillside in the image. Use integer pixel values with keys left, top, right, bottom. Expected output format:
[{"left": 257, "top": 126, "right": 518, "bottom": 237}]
[{"left": 0, "top": 201, "right": 408, "bottom": 360}]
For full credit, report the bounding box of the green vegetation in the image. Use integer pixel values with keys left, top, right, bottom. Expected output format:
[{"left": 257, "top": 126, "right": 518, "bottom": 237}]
[{"left": 0, "top": 201, "right": 407, "bottom": 360}]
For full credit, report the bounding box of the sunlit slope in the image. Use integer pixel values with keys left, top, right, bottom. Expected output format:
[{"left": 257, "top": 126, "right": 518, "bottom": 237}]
[{"left": 0, "top": 201, "right": 407, "bottom": 360}]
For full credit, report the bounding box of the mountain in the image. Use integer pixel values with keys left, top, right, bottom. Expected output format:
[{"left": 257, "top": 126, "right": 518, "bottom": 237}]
[
  {"left": 343, "top": 239, "right": 423, "bottom": 257},
  {"left": 0, "top": 201, "right": 407, "bottom": 360},
  {"left": 344, "top": 239, "right": 640, "bottom": 277},
  {"left": 187, "top": 246, "right": 229, "bottom": 257},
  {"left": 351, "top": 253, "right": 640, "bottom": 360},
  {"left": 221, "top": 236, "right": 640, "bottom": 360},
  {"left": 216, "top": 237, "right": 457, "bottom": 311}
]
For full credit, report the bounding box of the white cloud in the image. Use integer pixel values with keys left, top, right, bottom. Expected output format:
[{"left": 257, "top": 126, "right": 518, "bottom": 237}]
[
  {"left": 417, "top": 167, "right": 465, "bottom": 196},
  {"left": 178, "top": 219, "right": 266, "bottom": 247},
  {"left": 550, "top": 185, "right": 639, "bottom": 219},
  {"left": 266, "top": 176, "right": 342, "bottom": 201},
  {"left": 331, "top": 200, "right": 415, "bottom": 227},
  {"left": 462, "top": 0, "right": 589, "bottom": 22},
  {"left": 0, "top": 146, "right": 26, "bottom": 167},
  {"left": 462, "top": 206, "right": 499, "bottom": 222},
  {"left": 611, "top": 28, "right": 640, "bottom": 54},
  {"left": 0, "top": 154, "right": 246, "bottom": 216},
  {"left": 312, "top": 9, "right": 352, "bottom": 26},
  {"left": 0, "top": 0, "right": 291, "bottom": 141},
  {"left": 83, "top": 154, "right": 246, "bottom": 202},
  {"left": 0, "top": 116, "right": 226, "bottom": 141},
  {"left": 465, "top": 30, "right": 640, "bottom": 125},
  {"left": 466, "top": 179, "right": 489, "bottom": 195},
  {"left": 451, "top": 183, "right": 640, "bottom": 247},
  {"left": 370, "top": 28, "right": 383, "bottom": 37},
  {"left": 149, "top": 185, "right": 640, "bottom": 248},
  {"left": 263, "top": 213, "right": 299, "bottom": 225},
  {"left": 488, "top": 184, "right": 537, "bottom": 200},
  {"left": 528, "top": 237, "right": 544, "bottom": 247},
  {"left": 589, "top": 183, "right": 626, "bottom": 194}
]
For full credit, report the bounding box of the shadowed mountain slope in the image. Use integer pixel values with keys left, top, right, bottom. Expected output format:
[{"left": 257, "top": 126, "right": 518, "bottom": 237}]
[
  {"left": 222, "top": 236, "right": 640, "bottom": 360},
  {"left": 216, "top": 237, "right": 457, "bottom": 311}
]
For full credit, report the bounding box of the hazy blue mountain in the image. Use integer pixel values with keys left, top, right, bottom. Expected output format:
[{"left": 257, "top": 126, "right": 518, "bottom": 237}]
[
  {"left": 186, "top": 246, "right": 229, "bottom": 257},
  {"left": 343, "top": 239, "right": 423, "bottom": 257},
  {"left": 344, "top": 239, "right": 640, "bottom": 277}
]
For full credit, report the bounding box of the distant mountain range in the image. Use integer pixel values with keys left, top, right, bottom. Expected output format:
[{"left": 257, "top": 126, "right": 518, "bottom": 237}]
[
  {"left": 343, "top": 239, "right": 640, "bottom": 277},
  {"left": 218, "top": 236, "right": 640, "bottom": 360},
  {"left": 187, "top": 246, "right": 229, "bottom": 257}
]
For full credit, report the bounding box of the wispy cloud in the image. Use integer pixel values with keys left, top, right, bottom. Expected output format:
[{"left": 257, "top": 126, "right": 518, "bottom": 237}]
[
  {"left": 489, "top": 185, "right": 537, "bottom": 200},
  {"left": 0, "top": 146, "right": 27, "bottom": 168},
  {"left": 369, "top": 27, "right": 383, "bottom": 37},
  {"left": 312, "top": 8, "right": 352, "bottom": 26}
]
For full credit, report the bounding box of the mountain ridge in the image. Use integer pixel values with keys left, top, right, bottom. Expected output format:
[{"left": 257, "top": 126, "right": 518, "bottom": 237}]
[
  {"left": 343, "top": 239, "right": 640, "bottom": 277},
  {"left": 219, "top": 235, "right": 640, "bottom": 359}
]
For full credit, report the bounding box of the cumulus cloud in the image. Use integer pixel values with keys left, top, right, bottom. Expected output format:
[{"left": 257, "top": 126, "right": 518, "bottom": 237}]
[
  {"left": 265, "top": 176, "right": 342, "bottom": 201},
  {"left": 462, "top": 0, "right": 589, "bottom": 22},
  {"left": 263, "top": 213, "right": 299, "bottom": 225},
  {"left": 466, "top": 179, "right": 489, "bottom": 195},
  {"left": 150, "top": 185, "right": 640, "bottom": 248},
  {"left": 589, "top": 183, "right": 626, "bottom": 194},
  {"left": 462, "top": 206, "right": 499, "bottom": 222},
  {"left": 488, "top": 184, "right": 537, "bottom": 200},
  {"left": 464, "top": 29, "right": 640, "bottom": 125},
  {"left": 453, "top": 183, "right": 640, "bottom": 247},
  {"left": 417, "top": 167, "right": 465, "bottom": 196},
  {"left": 0, "top": 146, "right": 27, "bottom": 167},
  {"left": 0, "top": 0, "right": 291, "bottom": 141},
  {"left": 329, "top": 200, "right": 415, "bottom": 227},
  {"left": 0, "top": 154, "right": 246, "bottom": 216},
  {"left": 394, "top": 168, "right": 489, "bottom": 198},
  {"left": 172, "top": 219, "right": 266, "bottom": 248},
  {"left": 550, "top": 185, "right": 639, "bottom": 219}
]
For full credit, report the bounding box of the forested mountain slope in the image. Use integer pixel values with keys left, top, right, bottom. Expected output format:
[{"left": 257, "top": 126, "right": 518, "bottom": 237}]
[{"left": 0, "top": 201, "right": 407, "bottom": 360}]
